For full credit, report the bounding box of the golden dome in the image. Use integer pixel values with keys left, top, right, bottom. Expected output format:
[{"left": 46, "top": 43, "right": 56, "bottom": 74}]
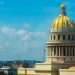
[{"left": 51, "top": 4, "right": 75, "bottom": 32}]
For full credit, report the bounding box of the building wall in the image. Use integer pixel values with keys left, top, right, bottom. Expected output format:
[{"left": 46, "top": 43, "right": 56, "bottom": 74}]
[
  {"left": 59, "top": 67, "right": 75, "bottom": 75},
  {"left": 17, "top": 68, "right": 35, "bottom": 75}
]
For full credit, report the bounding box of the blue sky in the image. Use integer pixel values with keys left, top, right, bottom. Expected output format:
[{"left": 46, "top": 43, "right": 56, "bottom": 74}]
[{"left": 0, "top": 0, "right": 75, "bottom": 61}]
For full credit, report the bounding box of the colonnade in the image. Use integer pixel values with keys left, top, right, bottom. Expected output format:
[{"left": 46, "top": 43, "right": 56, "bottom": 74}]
[{"left": 48, "top": 46, "right": 75, "bottom": 57}]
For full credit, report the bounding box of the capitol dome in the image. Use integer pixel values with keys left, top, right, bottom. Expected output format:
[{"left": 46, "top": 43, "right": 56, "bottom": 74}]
[{"left": 50, "top": 4, "right": 75, "bottom": 32}]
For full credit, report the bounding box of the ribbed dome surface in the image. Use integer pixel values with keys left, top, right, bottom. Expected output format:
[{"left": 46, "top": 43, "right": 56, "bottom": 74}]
[{"left": 50, "top": 4, "right": 75, "bottom": 32}]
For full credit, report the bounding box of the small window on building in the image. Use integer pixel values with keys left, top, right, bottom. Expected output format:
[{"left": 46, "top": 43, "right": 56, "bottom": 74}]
[
  {"left": 63, "top": 47, "right": 66, "bottom": 56},
  {"left": 54, "top": 47, "right": 56, "bottom": 56},
  {"left": 66, "top": 48, "right": 69, "bottom": 56},
  {"left": 73, "top": 48, "right": 74, "bottom": 56},
  {"left": 57, "top": 46, "right": 59, "bottom": 56},
  {"left": 72, "top": 35, "right": 74, "bottom": 40},
  {"left": 70, "top": 47, "right": 72, "bottom": 56},
  {"left": 58, "top": 35, "right": 60, "bottom": 40},
  {"left": 63, "top": 35, "right": 65, "bottom": 40},
  {"left": 68, "top": 35, "right": 70, "bottom": 40},
  {"left": 60, "top": 46, "right": 62, "bottom": 56},
  {"left": 69, "top": 47, "right": 71, "bottom": 56},
  {"left": 54, "top": 35, "right": 55, "bottom": 40}
]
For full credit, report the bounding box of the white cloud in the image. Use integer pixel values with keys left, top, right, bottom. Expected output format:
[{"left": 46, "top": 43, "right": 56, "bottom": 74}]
[
  {"left": 21, "top": 34, "right": 30, "bottom": 41},
  {"left": 17, "top": 29, "right": 31, "bottom": 41},
  {"left": 17, "top": 29, "right": 27, "bottom": 35},
  {"left": 1, "top": 26, "right": 17, "bottom": 37},
  {"left": 0, "top": 26, "right": 31, "bottom": 41},
  {"left": 32, "top": 32, "right": 46, "bottom": 37},
  {"left": 0, "top": 26, "right": 46, "bottom": 39},
  {"left": 0, "top": 25, "right": 47, "bottom": 60},
  {"left": 0, "top": 26, "right": 46, "bottom": 50}
]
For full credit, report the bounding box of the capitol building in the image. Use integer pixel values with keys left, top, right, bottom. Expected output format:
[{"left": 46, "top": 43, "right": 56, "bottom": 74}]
[{"left": 17, "top": 4, "right": 75, "bottom": 75}]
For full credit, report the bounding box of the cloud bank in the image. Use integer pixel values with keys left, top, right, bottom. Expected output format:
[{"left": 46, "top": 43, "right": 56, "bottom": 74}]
[{"left": 0, "top": 25, "right": 47, "bottom": 61}]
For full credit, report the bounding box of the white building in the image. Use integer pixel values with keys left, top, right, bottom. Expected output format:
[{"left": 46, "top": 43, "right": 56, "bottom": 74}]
[{"left": 17, "top": 4, "right": 75, "bottom": 75}]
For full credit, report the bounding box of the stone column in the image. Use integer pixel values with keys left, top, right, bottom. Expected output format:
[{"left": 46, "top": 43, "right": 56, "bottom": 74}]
[
  {"left": 48, "top": 48, "right": 50, "bottom": 56},
  {"left": 59, "top": 47, "right": 60, "bottom": 56},
  {"left": 52, "top": 47, "right": 54, "bottom": 56},
  {"left": 65, "top": 47, "right": 67, "bottom": 56},
  {"left": 69, "top": 47, "right": 70, "bottom": 56},
  {"left": 74, "top": 47, "right": 75, "bottom": 56},
  {"left": 71, "top": 47, "right": 73, "bottom": 56},
  {"left": 50, "top": 47, "right": 51, "bottom": 56},
  {"left": 56, "top": 46, "right": 58, "bottom": 56}
]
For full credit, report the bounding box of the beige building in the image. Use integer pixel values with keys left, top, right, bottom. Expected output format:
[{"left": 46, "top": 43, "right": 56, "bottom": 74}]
[{"left": 17, "top": 4, "right": 75, "bottom": 75}]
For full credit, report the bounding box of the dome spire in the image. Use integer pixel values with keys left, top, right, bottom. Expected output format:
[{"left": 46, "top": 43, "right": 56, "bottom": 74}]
[{"left": 60, "top": 3, "right": 66, "bottom": 15}]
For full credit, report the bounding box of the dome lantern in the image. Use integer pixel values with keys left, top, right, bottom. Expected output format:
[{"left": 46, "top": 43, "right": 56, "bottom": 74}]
[{"left": 60, "top": 3, "right": 66, "bottom": 15}]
